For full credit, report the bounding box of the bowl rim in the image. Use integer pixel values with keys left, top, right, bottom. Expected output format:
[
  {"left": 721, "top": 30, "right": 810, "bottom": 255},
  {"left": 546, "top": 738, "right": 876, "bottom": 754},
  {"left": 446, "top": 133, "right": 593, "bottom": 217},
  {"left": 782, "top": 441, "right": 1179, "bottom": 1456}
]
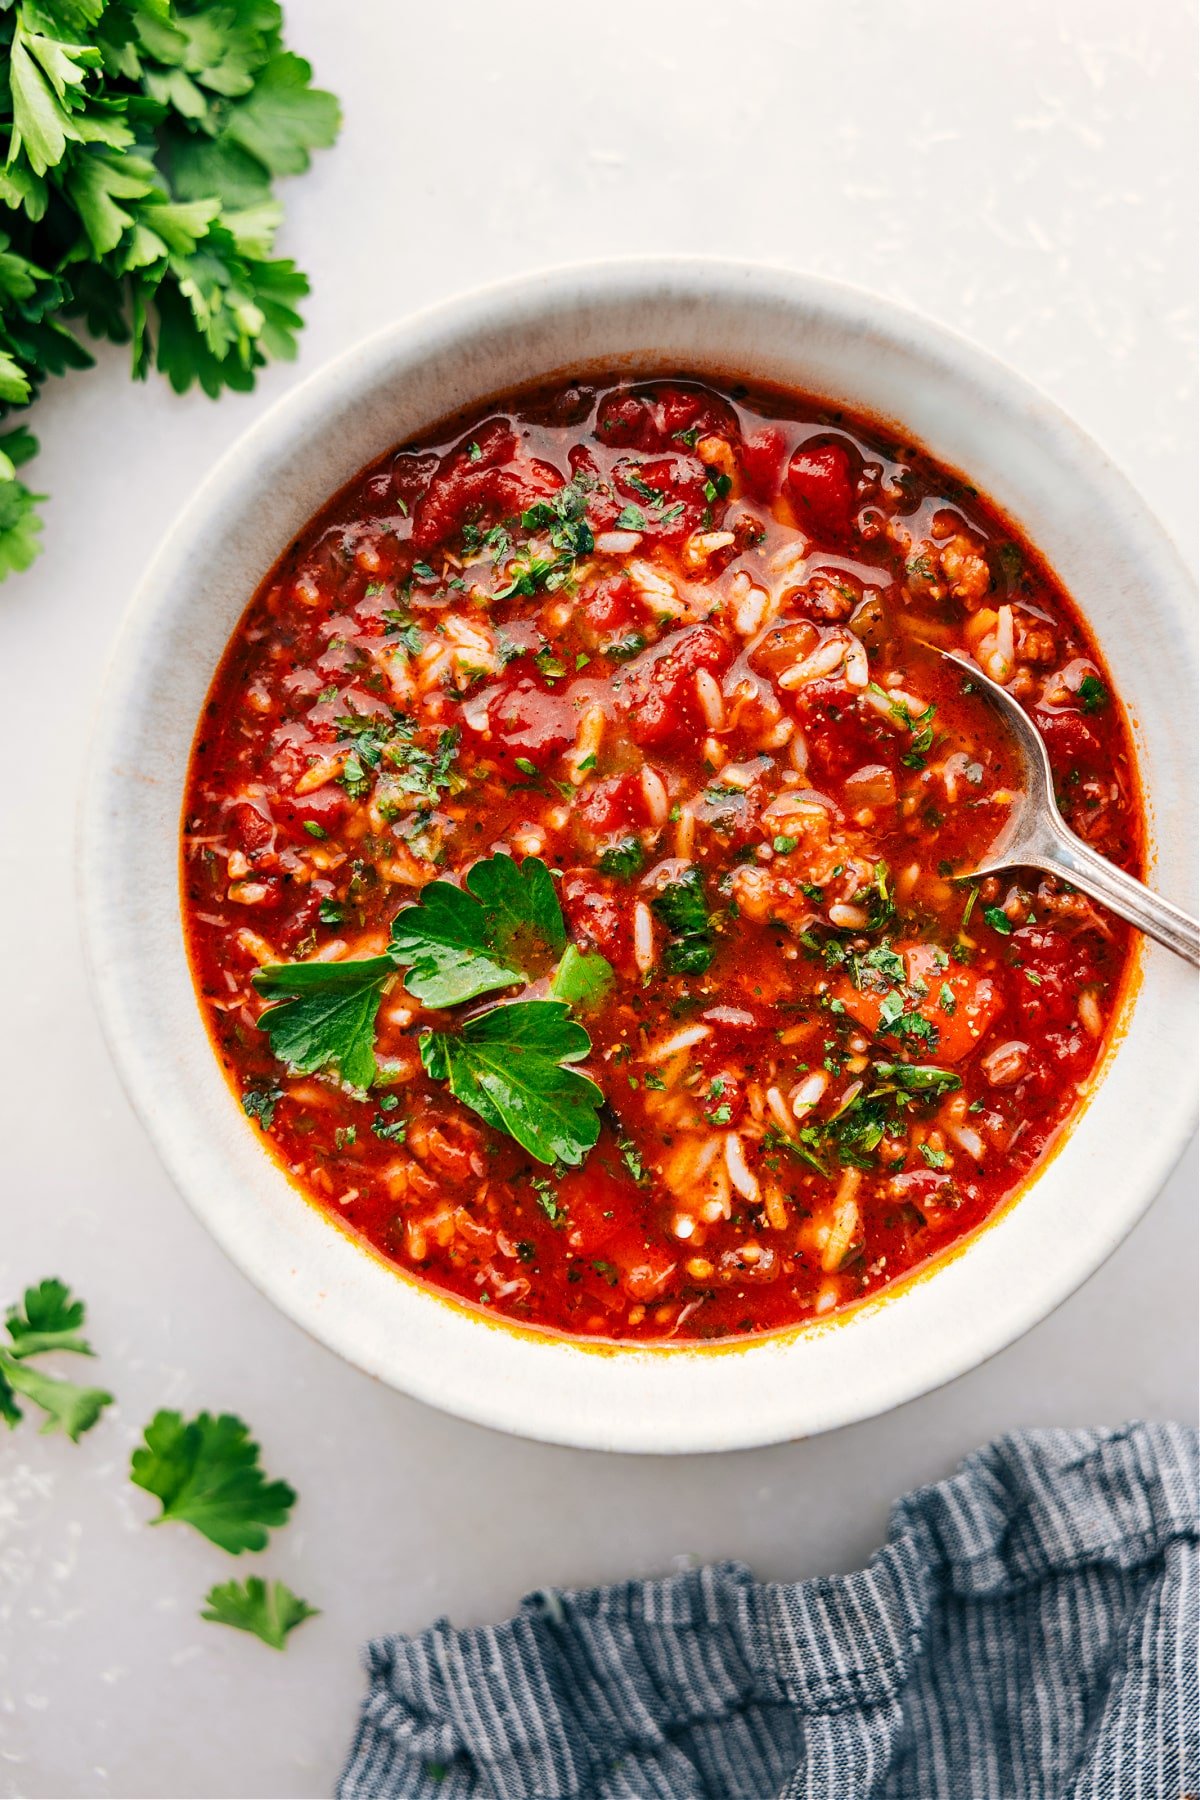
[{"left": 80, "top": 255, "right": 1199, "bottom": 1453}]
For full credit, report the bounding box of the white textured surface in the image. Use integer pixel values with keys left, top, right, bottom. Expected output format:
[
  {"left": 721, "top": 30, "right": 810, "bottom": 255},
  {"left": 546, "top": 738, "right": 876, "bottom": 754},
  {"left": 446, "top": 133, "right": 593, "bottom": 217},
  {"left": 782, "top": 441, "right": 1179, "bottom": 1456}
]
[{"left": 1, "top": 3, "right": 1196, "bottom": 1795}]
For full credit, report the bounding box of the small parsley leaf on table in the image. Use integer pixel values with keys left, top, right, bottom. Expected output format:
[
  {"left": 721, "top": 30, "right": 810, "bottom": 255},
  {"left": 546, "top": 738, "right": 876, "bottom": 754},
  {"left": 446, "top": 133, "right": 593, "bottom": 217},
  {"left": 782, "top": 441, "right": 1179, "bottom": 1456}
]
[
  {"left": 0, "top": 1356, "right": 112, "bottom": 1441},
  {"left": 252, "top": 954, "right": 396, "bottom": 1090},
  {"left": 420, "top": 1000, "right": 602, "bottom": 1166},
  {"left": 0, "top": 1277, "right": 111, "bottom": 1441},
  {"left": 390, "top": 852, "right": 565, "bottom": 1007},
  {"left": 130, "top": 1410, "right": 296, "bottom": 1554},
  {"left": 201, "top": 1576, "right": 318, "bottom": 1651},
  {"left": 6, "top": 1277, "right": 93, "bottom": 1358}
]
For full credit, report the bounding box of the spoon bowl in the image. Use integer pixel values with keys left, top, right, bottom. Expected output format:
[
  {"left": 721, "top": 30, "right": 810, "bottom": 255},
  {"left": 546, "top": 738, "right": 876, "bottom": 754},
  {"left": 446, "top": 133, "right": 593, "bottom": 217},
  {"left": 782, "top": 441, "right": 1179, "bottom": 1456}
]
[{"left": 920, "top": 644, "right": 1199, "bottom": 968}]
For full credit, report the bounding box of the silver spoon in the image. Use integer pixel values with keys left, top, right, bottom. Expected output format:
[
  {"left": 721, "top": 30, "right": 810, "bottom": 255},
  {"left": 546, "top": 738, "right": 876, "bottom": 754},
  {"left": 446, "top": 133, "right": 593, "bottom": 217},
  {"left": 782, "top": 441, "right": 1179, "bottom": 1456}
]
[{"left": 919, "top": 644, "right": 1199, "bottom": 968}]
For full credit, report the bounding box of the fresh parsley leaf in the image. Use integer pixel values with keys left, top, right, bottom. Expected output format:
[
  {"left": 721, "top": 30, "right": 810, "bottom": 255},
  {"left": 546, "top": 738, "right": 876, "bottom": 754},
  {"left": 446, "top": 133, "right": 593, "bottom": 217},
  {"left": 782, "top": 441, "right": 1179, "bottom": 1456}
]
[
  {"left": 5, "top": 1278, "right": 93, "bottom": 1359},
  {"left": 983, "top": 906, "right": 1013, "bottom": 935},
  {"left": 0, "top": 427, "right": 45, "bottom": 575},
  {"left": 0, "top": 1353, "right": 112, "bottom": 1441},
  {"left": 201, "top": 1576, "right": 318, "bottom": 1651},
  {"left": 390, "top": 853, "right": 565, "bottom": 1008},
  {"left": 253, "top": 955, "right": 395, "bottom": 1090},
  {"left": 614, "top": 503, "right": 647, "bottom": 531},
  {"left": 420, "top": 1001, "right": 602, "bottom": 1166},
  {"left": 920, "top": 1143, "right": 948, "bottom": 1168},
  {"left": 130, "top": 1410, "right": 296, "bottom": 1554},
  {"left": 548, "top": 942, "right": 614, "bottom": 1011}
]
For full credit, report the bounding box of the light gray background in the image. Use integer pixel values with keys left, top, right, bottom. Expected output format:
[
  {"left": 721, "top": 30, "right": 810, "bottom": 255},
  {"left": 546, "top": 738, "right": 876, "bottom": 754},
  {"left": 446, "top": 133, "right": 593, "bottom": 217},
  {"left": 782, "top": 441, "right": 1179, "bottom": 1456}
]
[{"left": 1, "top": 4, "right": 1196, "bottom": 1796}]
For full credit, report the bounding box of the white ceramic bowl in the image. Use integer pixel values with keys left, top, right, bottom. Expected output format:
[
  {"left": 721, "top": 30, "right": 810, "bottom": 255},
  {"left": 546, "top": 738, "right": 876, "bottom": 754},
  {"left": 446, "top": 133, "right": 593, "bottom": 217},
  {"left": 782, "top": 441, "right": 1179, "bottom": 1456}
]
[{"left": 81, "top": 260, "right": 1197, "bottom": 1453}]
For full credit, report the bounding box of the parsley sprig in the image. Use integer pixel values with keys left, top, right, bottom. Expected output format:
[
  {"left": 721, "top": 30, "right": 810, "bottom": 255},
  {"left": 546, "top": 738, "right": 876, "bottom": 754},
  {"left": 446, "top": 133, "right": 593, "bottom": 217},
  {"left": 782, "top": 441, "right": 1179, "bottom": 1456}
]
[
  {"left": 768, "top": 1057, "right": 961, "bottom": 1176},
  {"left": 651, "top": 866, "right": 716, "bottom": 974},
  {"left": 0, "top": 1, "right": 340, "bottom": 577},
  {"left": 0, "top": 1278, "right": 112, "bottom": 1440},
  {"left": 253, "top": 855, "right": 608, "bottom": 1164}
]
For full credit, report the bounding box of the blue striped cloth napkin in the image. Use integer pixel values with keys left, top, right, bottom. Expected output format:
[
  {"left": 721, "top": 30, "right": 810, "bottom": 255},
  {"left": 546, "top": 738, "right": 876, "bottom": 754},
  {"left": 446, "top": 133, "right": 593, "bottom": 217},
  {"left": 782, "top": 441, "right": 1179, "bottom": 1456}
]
[{"left": 340, "top": 1423, "right": 1198, "bottom": 1799}]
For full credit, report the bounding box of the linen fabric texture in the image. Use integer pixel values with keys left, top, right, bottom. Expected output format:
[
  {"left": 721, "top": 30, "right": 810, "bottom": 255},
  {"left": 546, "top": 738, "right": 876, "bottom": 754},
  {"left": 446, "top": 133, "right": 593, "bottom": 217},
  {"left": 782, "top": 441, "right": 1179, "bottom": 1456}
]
[{"left": 340, "top": 1422, "right": 1198, "bottom": 1800}]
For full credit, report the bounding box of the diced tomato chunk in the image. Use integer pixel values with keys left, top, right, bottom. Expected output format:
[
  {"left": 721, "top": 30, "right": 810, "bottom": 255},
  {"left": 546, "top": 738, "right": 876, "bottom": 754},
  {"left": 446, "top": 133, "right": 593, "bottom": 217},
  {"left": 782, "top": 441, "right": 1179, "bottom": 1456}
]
[
  {"left": 577, "top": 774, "right": 641, "bottom": 835},
  {"left": 228, "top": 800, "right": 274, "bottom": 854},
  {"left": 595, "top": 384, "right": 738, "bottom": 454},
  {"left": 567, "top": 445, "right": 622, "bottom": 532},
  {"left": 739, "top": 426, "right": 787, "bottom": 501},
  {"left": 612, "top": 454, "right": 710, "bottom": 543},
  {"left": 584, "top": 575, "right": 639, "bottom": 635},
  {"left": 390, "top": 450, "right": 438, "bottom": 514},
  {"left": 836, "top": 943, "right": 1002, "bottom": 1063},
  {"left": 787, "top": 436, "right": 860, "bottom": 541},
  {"left": 411, "top": 420, "right": 566, "bottom": 551},
  {"left": 482, "top": 677, "right": 583, "bottom": 764},
  {"left": 618, "top": 624, "right": 733, "bottom": 750},
  {"left": 559, "top": 869, "right": 628, "bottom": 964},
  {"left": 1008, "top": 924, "right": 1099, "bottom": 1027},
  {"left": 279, "top": 783, "right": 349, "bottom": 840},
  {"left": 560, "top": 1165, "right": 626, "bottom": 1254},
  {"left": 411, "top": 420, "right": 516, "bottom": 549},
  {"left": 792, "top": 682, "right": 892, "bottom": 782},
  {"left": 1033, "top": 707, "right": 1103, "bottom": 771}
]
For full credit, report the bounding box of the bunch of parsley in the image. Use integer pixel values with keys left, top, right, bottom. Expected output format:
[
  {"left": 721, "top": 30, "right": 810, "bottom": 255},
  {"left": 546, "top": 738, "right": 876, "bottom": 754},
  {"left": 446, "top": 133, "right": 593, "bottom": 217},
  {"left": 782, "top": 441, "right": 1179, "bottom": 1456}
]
[{"left": 0, "top": 0, "right": 340, "bottom": 576}]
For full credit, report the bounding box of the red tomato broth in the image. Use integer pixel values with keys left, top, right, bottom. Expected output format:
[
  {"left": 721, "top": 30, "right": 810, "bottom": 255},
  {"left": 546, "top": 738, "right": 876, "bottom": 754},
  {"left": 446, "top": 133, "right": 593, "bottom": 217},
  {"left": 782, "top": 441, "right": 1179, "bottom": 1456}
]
[{"left": 182, "top": 374, "right": 1142, "bottom": 1344}]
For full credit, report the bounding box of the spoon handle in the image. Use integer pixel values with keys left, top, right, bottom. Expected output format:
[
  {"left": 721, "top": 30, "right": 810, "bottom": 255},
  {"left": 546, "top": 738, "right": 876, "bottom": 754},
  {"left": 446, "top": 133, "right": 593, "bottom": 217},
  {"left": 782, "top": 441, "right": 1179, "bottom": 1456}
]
[{"left": 1034, "top": 821, "right": 1200, "bottom": 969}]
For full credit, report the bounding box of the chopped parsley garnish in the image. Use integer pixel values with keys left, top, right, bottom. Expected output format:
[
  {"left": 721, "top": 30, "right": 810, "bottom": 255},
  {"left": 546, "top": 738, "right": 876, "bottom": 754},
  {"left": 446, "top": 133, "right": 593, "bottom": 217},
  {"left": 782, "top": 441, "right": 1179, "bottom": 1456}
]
[
  {"left": 872, "top": 1062, "right": 962, "bottom": 1097},
  {"left": 531, "top": 1175, "right": 564, "bottom": 1223},
  {"left": 651, "top": 867, "right": 715, "bottom": 974},
  {"left": 241, "top": 1084, "right": 283, "bottom": 1129},
  {"left": 598, "top": 837, "right": 645, "bottom": 882},
  {"left": 983, "top": 906, "right": 1013, "bottom": 935},
  {"left": 334, "top": 707, "right": 461, "bottom": 805},
  {"left": 1077, "top": 675, "right": 1109, "bottom": 714}
]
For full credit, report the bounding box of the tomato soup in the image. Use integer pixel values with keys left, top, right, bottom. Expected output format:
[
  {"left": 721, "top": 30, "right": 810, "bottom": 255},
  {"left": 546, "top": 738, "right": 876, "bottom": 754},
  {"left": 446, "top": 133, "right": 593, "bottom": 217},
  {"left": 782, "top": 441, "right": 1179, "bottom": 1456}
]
[{"left": 182, "top": 376, "right": 1140, "bottom": 1342}]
